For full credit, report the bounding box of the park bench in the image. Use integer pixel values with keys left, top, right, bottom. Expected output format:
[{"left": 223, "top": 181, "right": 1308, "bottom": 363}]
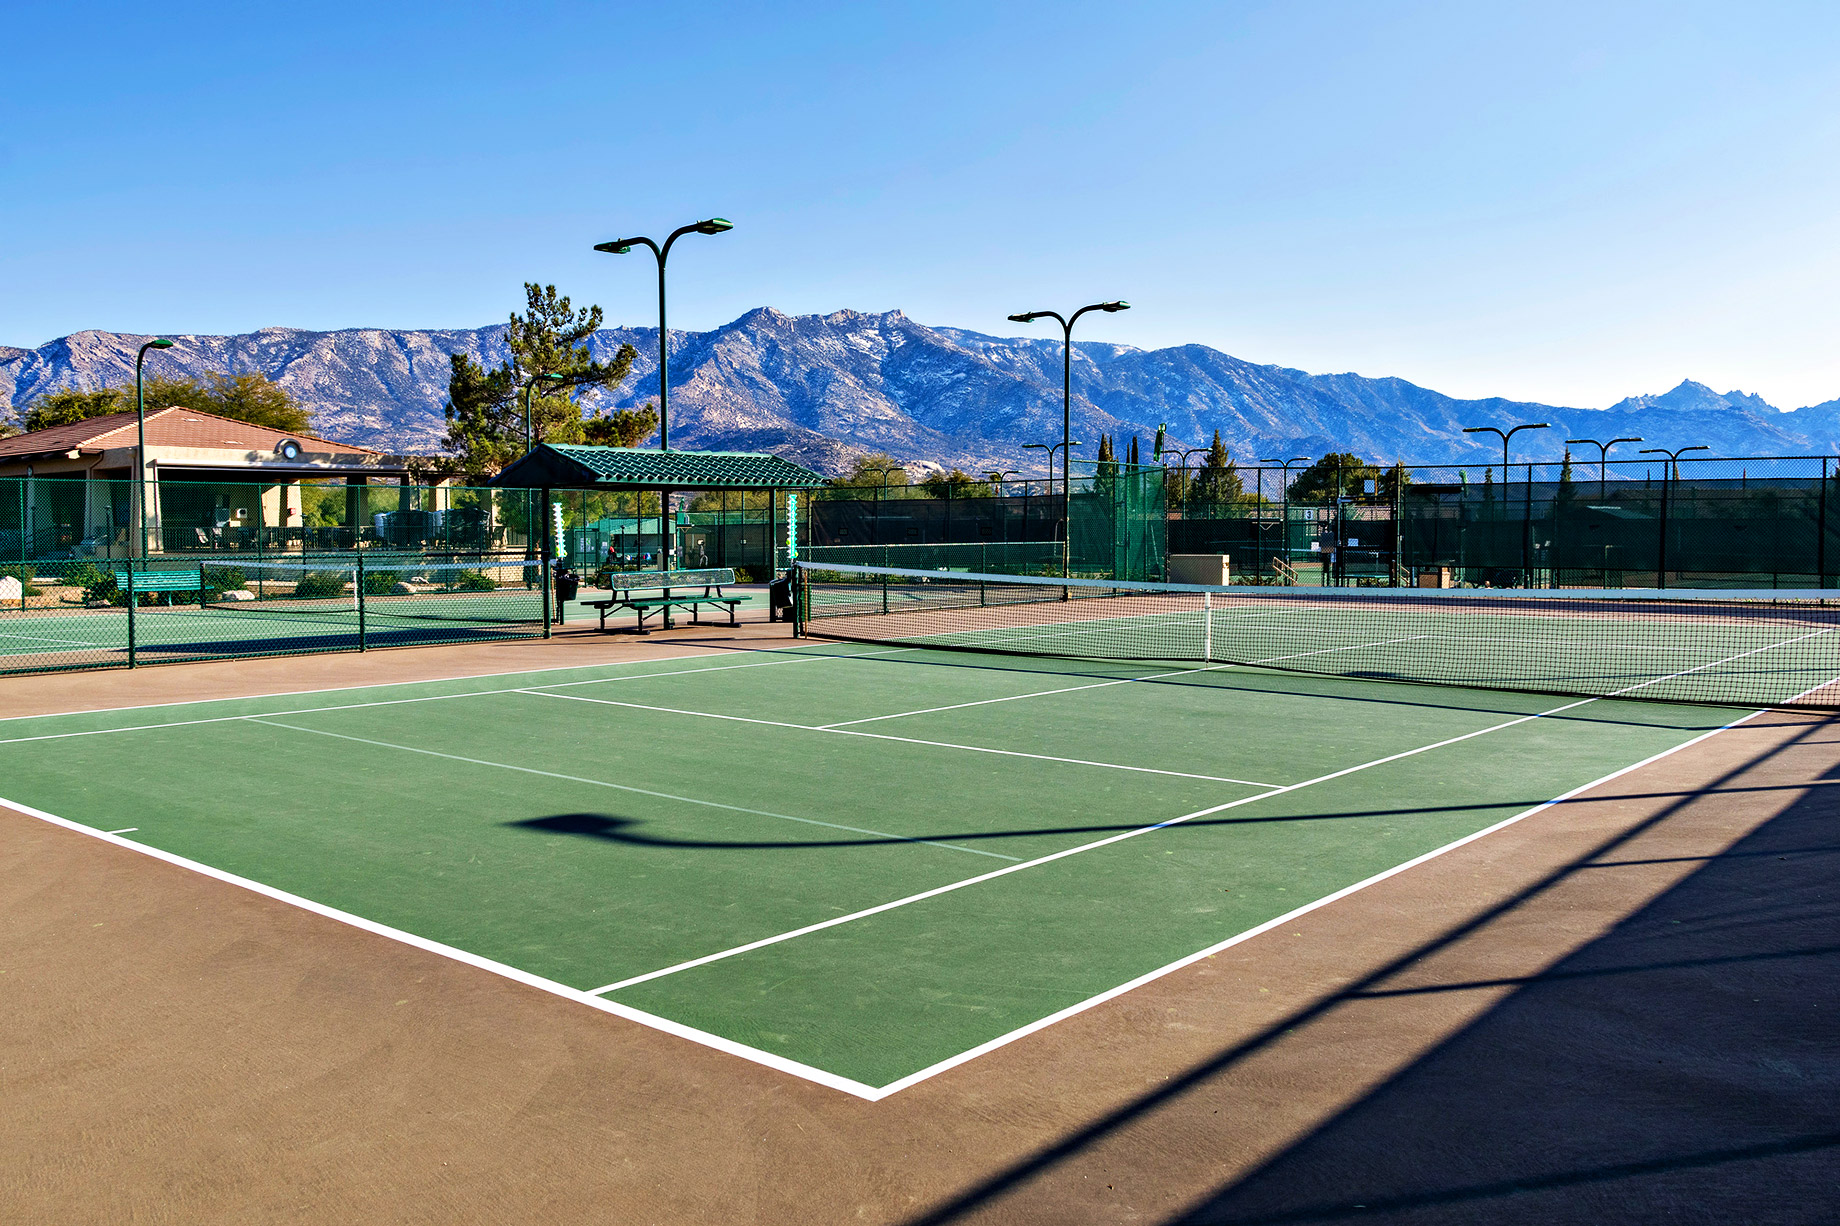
[
  {"left": 582, "top": 567, "right": 744, "bottom": 633},
  {"left": 110, "top": 568, "right": 205, "bottom": 605}
]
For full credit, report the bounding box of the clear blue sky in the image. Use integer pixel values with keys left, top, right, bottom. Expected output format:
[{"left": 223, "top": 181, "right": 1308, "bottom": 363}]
[{"left": 5, "top": 0, "right": 1837, "bottom": 408}]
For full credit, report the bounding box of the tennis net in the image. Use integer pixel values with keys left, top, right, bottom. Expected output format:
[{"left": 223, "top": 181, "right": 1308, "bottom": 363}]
[
  {"left": 205, "top": 557, "right": 543, "bottom": 623},
  {"left": 794, "top": 561, "right": 1840, "bottom": 709}
]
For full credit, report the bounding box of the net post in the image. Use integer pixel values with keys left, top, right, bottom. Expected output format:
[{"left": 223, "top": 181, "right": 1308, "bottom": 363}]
[
  {"left": 1203, "top": 590, "right": 1213, "bottom": 662},
  {"left": 126, "top": 561, "right": 136, "bottom": 668},
  {"left": 357, "top": 552, "right": 367, "bottom": 651},
  {"left": 199, "top": 561, "right": 207, "bottom": 609},
  {"left": 792, "top": 564, "right": 806, "bottom": 637}
]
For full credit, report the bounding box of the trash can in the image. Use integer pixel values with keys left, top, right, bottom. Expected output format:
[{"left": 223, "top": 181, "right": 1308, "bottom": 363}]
[
  {"left": 768, "top": 574, "right": 793, "bottom": 622},
  {"left": 554, "top": 565, "right": 580, "bottom": 604}
]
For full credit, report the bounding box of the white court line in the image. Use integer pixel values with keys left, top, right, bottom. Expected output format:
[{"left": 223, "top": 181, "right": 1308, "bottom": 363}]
[
  {"left": 1249, "top": 635, "right": 1432, "bottom": 664},
  {"left": 0, "top": 646, "right": 917, "bottom": 747},
  {"left": 524, "top": 688, "right": 1282, "bottom": 788},
  {"left": 0, "top": 630, "right": 120, "bottom": 647},
  {"left": 0, "top": 638, "right": 885, "bottom": 725},
  {"left": 590, "top": 692, "right": 1602, "bottom": 995},
  {"left": 816, "top": 662, "right": 1231, "bottom": 729},
  {"left": 243, "top": 718, "right": 1019, "bottom": 862},
  {"left": 1609, "top": 626, "right": 1838, "bottom": 696},
  {"left": 870, "top": 704, "right": 1771, "bottom": 1098},
  {"left": 105, "top": 827, "right": 137, "bottom": 835},
  {"left": 0, "top": 794, "right": 885, "bottom": 1102}
]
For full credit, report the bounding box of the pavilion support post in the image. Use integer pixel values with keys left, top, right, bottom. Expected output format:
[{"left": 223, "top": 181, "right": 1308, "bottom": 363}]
[{"left": 541, "top": 485, "right": 553, "bottom": 637}]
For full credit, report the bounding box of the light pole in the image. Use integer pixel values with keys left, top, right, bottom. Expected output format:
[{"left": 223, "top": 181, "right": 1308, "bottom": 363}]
[
  {"left": 1464, "top": 422, "right": 1550, "bottom": 582},
  {"left": 986, "top": 469, "right": 1020, "bottom": 495},
  {"left": 1024, "top": 441, "right": 1081, "bottom": 566},
  {"left": 1010, "top": 301, "right": 1128, "bottom": 577},
  {"left": 1022, "top": 442, "right": 1083, "bottom": 496},
  {"left": 134, "top": 337, "right": 174, "bottom": 557},
  {"left": 1463, "top": 422, "right": 1551, "bottom": 484},
  {"left": 595, "top": 217, "right": 733, "bottom": 587},
  {"left": 1640, "top": 445, "right": 1709, "bottom": 587},
  {"left": 1262, "top": 456, "right": 1310, "bottom": 580},
  {"left": 1171, "top": 446, "right": 1208, "bottom": 510},
  {"left": 1566, "top": 436, "right": 1643, "bottom": 501},
  {"left": 516, "top": 372, "right": 567, "bottom": 564}
]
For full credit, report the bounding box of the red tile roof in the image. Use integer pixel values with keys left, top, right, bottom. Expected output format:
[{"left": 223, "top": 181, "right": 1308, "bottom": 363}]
[{"left": 0, "top": 407, "right": 381, "bottom": 459}]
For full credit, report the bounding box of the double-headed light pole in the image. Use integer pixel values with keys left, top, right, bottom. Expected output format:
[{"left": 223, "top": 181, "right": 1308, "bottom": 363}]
[
  {"left": 1565, "top": 436, "right": 1643, "bottom": 500},
  {"left": 594, "top": 217, "right": 733, "bottom": 575},
  {"left": 1640, "top": 444, "right": 1709, "bottom": 587},
  {"left": 1009, "top": 301, "right": 1129, "bottom": 577},
  {"left": 135, "top": 337, "right": 175, "bottom": 557},
  {"left": 1261, "top": 456, "right": 1311, "bottom": 576}
]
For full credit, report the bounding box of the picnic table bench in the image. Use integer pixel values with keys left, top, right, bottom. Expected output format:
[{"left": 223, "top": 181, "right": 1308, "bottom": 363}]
[{"left": 582, "top": 567, "right": 744, "bottom": 633}]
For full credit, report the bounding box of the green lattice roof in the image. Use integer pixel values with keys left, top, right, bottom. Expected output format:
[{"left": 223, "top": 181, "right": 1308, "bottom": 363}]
[{"left": 490, "top": 444, "right": 828, "bottom": 491}]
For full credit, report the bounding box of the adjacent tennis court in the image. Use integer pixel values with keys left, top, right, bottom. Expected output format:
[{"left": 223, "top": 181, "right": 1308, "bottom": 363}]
[{"left": 0, "top": 634, "right": 1772, "bottom": 1098}]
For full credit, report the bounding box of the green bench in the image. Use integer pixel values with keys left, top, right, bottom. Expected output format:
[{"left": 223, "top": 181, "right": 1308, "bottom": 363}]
[
  {"left": 110, "top": 568, "right": 205, "bottom": 605},
  {"left": 583, "top": 567, "right": 744, "bottom": 633}
]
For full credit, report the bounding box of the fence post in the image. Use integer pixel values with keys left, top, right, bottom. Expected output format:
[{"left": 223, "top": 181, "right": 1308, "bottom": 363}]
[
  {"left": 1820, "top": 458, "right": 1829, "bottom": 587},
  {"left": 357, "top": 551, "right": 367, "bottom": 651},
  {"left": 126, "top": 562, "right": 136, "bottom": 668},
  {"left": 1656, "top": 468, "right": 1670, "bottom": 589}
]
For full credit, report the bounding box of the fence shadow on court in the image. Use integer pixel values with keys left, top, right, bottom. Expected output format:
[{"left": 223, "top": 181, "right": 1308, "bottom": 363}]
[
  {"left": 509, "top": 783, "right": 1840, "bottom": 856},
  {"left": 893, "top": 719, "right": 1840, "bottom": 1226}
]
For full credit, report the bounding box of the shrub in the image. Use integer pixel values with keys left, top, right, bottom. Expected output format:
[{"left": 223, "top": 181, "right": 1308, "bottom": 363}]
[
  {"left": 455, "top": 570, "right": 497, "bottom": 592},
  {"left": 292, "top": 570, "right": 350, "bottom": 599},
  {"left": 363, "top": 569, "right": 403, "bottom": 596}
]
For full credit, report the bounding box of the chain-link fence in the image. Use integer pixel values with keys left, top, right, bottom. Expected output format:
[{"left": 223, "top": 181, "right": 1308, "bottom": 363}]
[
  {"left": 1164, "top": 455, "right": 1840, "bottom": 589},
  {"left": 0, "top": 550, "right": 548, "bottom": 676},
  {"left": 801, "top": 463, "right": 1165, "bottom": 582}
]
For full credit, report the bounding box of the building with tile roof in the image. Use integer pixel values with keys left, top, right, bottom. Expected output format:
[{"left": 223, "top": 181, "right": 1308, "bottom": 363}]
[{"left": 0, "top": 407, "right": 418, "bottom": 558}]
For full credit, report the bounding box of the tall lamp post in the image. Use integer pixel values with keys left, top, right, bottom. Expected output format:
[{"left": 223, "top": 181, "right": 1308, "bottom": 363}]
[
  {"left": 1464, "top": 422, "right": 1550, "bottom": 582},
  {"left": 1024, "top": 441, "right": 1081, "bottom": 564},
  {"left": 517, "top": 372, "right": 567, "bottom": 564},
  {"left": 1009, "top": 301, "right": 1128, "bottom": 577},
  {"left": 987, "top": 470, "right": 1021, "bottom": 547},
  {"left": 1261, "top": 456, "right": 1310, "bottom": 580},
  {"left": 1566, "top": 436, "right": 1643, "bottom": 501},
  {"left": 1639, "top": 444, "right": 1709, "bottom": 588},
  {"left": 135, "top": 337, "right": 175, "bottom": 557},
  {"left": 594, "top": 217, "right": 733, "bottom": 587},
  {"left": 521, "top": 372, "right": 568, "bottom": 457},
  {"left": 1172, "top": 446, "right": 1208, "bottom": 510}
]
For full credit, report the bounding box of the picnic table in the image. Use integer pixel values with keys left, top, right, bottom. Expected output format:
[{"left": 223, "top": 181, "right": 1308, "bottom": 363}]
[{"left": 581, "top": 568, "right": 744, "bottom": 633}]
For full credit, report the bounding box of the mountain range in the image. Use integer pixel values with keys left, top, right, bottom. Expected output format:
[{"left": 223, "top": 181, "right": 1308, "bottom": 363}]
[{"left": 4, "top": 308, "right": 1836, "bottom": 475}]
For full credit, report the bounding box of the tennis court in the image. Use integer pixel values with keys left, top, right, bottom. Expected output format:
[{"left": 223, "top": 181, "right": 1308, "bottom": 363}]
[{"left": 0, "top": 625, "right": 1785, "bottom": 1098}]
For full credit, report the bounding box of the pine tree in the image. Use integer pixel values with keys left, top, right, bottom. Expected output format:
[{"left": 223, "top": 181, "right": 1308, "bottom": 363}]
[
  {"left": 442, "top": 282, "right": 638, "bottom": 476},
  {"left": 1193, "top": 429, "right": 1243, "bottom": 507},
  {"left": 1127, "top": 436, "right": 1139, "bottom": 466}
]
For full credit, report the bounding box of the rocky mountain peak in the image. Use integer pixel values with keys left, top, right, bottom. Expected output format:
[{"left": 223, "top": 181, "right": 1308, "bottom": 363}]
[{"left": 4, "top": 310, "right": 1836, "bottom": 473}]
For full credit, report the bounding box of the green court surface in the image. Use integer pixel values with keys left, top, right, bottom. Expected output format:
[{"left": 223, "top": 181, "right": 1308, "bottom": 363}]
[{"left": 0, "top": 642, "right": 1757, "bottom": 1097}]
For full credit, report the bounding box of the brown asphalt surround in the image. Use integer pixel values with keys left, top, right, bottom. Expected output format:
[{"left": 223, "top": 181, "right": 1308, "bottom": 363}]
[{"left": 2, "top": 630, "right": 1836, "bottom": 1223}]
